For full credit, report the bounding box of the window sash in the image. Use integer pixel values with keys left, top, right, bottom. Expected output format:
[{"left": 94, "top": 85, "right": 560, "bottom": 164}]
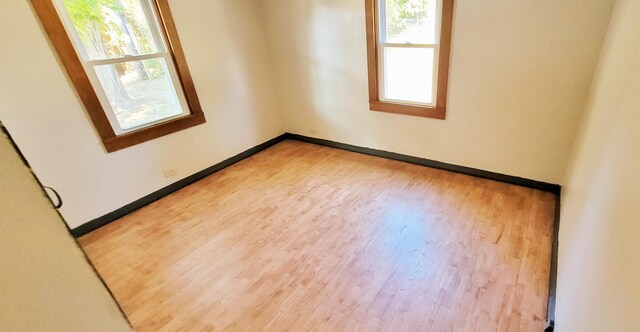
[
  {"left": 378, "top": 44, "right": 439, "bottom": 107},
  {"left": 377, "top": 0, "right": 442, "bottom": 45},
  {"left": 376, "top": 0, "right": 443, "bottom": 107},
  {"left": 54, "top": 0, "right": 166, "bottom": 61},
  {"left": 88, "top": 54, "right": 191, "bottom": 134},
  {"left": 52, "top": 0, "right": 191, "bottom": 134}
]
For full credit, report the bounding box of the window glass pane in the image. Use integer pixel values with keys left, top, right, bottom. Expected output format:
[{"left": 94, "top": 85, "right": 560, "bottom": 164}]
[
  {"left": 94, "top": 58, "right": 185, "bottom": 130},
  {"left": 62, "top": 0, "right": 159, "bottom": 60},
  {"left": 383, "top": 0, "right": 437, "bottom": 44},
  {"left": 382, "top": 47, "right": 434, "bottom": 104}
]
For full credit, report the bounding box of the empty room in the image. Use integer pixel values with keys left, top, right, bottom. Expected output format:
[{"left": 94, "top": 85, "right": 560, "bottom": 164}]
[{"left": 1, "top": 0, "right": 639, "bottom": 331}]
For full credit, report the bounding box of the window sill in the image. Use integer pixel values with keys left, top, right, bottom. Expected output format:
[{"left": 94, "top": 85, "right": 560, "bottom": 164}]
[
  {"left": 103, "top": 112, "right": 206, "bottom": 152},
  {"left": 369, "top": 101, "right": 446, "bottom": 120}
]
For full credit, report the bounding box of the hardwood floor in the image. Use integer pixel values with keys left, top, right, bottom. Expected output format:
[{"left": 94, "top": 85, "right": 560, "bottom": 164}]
[{"left": 79, "top": 140, "right": 555, "bottom": 331}]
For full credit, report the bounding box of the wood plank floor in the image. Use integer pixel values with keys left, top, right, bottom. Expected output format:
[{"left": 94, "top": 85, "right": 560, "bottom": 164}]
[{"left": 79, "top": 140, "right": 555, "bottom": 331}]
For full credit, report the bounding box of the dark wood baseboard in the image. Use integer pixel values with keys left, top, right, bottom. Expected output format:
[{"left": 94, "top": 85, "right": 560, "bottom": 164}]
[
  {"left": 285, "top": 133, "right": 561, "bottom": 194},
  {"left": 70, "top": 134, "right": 289, "bottom": 237},
  {"left": 545, "top": 192, "right": 561, "bottom": 332},
  {"left": 73, "top": 132, "right": 562, "bottom": 235}
]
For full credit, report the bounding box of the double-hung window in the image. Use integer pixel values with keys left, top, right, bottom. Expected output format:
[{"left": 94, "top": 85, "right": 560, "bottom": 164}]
[
  {"left": 365, "top": 0, "right": 454, "bottom": 119},
  {"left": 31, "top": 0, "right": 205, "bottom": 152}
]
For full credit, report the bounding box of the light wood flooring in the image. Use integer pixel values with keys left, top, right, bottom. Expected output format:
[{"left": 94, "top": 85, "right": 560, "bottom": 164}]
[{"left": 79, "top": 140, "right": 555, "bottom": 331}]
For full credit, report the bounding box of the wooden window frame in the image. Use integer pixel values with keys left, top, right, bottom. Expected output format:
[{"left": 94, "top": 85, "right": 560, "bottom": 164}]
[
  {"left": 365, "top": 0, "right": 454, "bottom": 119},
  {"left": 30, "top": 0, "right": 206, "bottom": 152}
]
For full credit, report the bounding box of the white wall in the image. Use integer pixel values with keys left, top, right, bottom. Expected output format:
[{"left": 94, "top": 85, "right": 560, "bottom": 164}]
[
  {"left": 556, "top": 0, "right": 640, "bottom": 330},
  {"left": 0, "top": 130, "right": 130, "bottom": 331},
  {"left": 0, "top": 0, "right": 283, "bottom": 228},
  {"left": 0, "top": 0, "right": 620, "bottom": 229},
  {"left": 259, "top": 0, "right": 615, "bottom": 184}
]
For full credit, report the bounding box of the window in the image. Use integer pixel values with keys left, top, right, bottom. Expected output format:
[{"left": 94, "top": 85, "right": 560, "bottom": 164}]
[
  {"left": 31, "top": 0, "right": 205, "bottom": 152},
  {"left": 365, "top": 0, "right": 453, "bottom": 119}
]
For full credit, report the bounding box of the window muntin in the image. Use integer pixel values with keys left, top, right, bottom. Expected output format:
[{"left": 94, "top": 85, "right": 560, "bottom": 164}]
[{"left": 53, "top": 0, "right": 191, "bottom": 134}]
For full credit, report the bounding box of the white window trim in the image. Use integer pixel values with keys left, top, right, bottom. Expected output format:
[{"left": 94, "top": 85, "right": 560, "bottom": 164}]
[{"left": 52, "top": 0, "right": 191, "bottom": 135}]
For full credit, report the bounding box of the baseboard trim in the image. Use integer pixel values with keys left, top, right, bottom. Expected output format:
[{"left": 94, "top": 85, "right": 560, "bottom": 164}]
[
  {"left": 545, "top": 191, "right": 561, "bottom": 332},
  {"left": 284, "top": 133, "right": 561, "bottom": 194},
  {"left": 74, "top": 132, "right": 561, "bottom": 237},
  {"left": 70, "top": 134, "right": 289, "bottom": 237}
]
